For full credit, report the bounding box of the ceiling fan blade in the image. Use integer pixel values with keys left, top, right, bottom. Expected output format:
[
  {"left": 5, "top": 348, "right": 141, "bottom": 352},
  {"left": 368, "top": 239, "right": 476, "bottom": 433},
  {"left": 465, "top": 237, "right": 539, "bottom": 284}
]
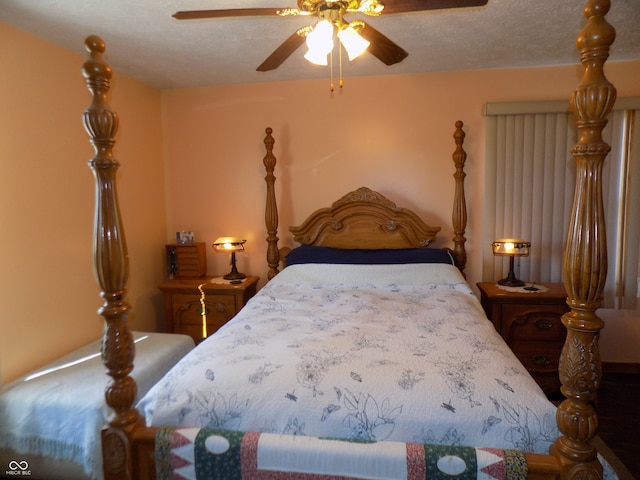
[
  {"left": 257, "top": 32, "right": 307, "bottom": 72},
  {"left": 359, "top": 22, "right": 408, "bottom": 66},
  {"left": 381, "top": 0, "right": 488, "bottom": 14},
  {"left": 173, "top": 8, "right": 284, "bottom": 20}
]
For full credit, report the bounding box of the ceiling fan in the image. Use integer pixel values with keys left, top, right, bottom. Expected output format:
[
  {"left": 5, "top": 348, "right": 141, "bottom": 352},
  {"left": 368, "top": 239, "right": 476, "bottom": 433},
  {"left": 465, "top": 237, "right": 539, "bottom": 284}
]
[{"left": 173, "top": 0, "right": 489, "bottom": 72}]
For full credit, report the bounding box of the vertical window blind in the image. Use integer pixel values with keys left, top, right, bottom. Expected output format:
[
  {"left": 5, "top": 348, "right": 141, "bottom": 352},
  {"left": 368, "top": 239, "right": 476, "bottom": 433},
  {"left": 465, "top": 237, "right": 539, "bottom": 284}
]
[{"left": 484, "top": 100, "right": 639, "bottom": 309}]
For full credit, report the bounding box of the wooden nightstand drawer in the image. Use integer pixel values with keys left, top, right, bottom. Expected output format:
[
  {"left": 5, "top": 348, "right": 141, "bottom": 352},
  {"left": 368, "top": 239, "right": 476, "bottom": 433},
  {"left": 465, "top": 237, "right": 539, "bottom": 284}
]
[
  {"left": 511, "top": 340, "right": 564, "bottom": 372},
  {"left": 160, "top": 276, "right": 259, "bottom": 344},
  {"left": 172, "top": 294, "right": 236, "bottom": 326},
  {"left": 503, "top": 307, "right": 566, "bottom": 341},
  {"left": 477, "top": 282, "right": 569, "bottom": 395}
]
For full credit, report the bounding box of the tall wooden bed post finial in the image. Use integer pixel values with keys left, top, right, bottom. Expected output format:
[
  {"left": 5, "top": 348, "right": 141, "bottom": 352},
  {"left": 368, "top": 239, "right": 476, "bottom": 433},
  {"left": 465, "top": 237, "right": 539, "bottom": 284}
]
[
  {"left": 82, "top": 35, "right": 140, "bottom": 479},
  {"left": 553, "top": 1, "right": 616, "bottom": 478},
  {"left": 451, "top": 120, "right": 467, "bottom": 275},
  {"left": 264, "top": 127, "right": 280, "bottom": 279}
]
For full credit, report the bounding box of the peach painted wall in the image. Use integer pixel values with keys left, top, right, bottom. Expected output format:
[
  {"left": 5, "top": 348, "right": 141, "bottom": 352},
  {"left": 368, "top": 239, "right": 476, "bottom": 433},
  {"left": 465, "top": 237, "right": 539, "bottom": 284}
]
[
  {"left": 161, "top": 60, "right": 640, "bottom": 363},
  {"left": 0, "top": 23, "right": 166, "bottom": 383},
  {"left": 2, "top": 21, "right": 638, "bottom": 383}
]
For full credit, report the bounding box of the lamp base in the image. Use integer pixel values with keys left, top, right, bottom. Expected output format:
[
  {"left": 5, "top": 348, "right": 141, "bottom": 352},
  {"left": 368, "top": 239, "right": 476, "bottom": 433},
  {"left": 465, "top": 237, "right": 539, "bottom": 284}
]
[
  {"left": 497, "top": 255, "right": 525, "bottom": 287},
  {"left": 223, "top": 251, "right": 246, "bottom": 282},
  {"left": 497, "top": 277, "right": 525, "bottom": 287},
  {"left": 223, "top": 271, "right": 246, "bottom": 281}
]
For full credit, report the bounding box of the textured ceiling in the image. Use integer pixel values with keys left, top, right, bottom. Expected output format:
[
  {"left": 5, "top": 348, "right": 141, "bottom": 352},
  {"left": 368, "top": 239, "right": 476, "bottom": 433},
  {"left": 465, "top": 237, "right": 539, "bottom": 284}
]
[{"left": 1, "top": 0, "right": 639, "bottom": 89}]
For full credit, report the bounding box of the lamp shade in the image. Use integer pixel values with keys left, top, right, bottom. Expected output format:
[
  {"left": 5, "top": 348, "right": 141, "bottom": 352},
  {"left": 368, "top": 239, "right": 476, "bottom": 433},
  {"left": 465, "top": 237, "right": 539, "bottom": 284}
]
[
  {"left": 304, "top": 20, "right": 334, "bottom": 65},
  {"left": 304, "top": 48, "right": 330, "bottom": 66},
  {"left": 492, "top": 239, "right": 530, "bottom": 257},
  {"left": 212, "top": 237, "right": 246, "bottom": 252},
  {"left": 338, "top": 26, "right": 370, "bottom": 60}
]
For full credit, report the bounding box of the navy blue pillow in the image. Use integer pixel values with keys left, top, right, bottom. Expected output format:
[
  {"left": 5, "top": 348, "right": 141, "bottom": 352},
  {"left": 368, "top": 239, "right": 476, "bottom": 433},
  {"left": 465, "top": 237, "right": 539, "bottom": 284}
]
[{"left": 285, "top": 245, "right": 454, "bottom": 266}]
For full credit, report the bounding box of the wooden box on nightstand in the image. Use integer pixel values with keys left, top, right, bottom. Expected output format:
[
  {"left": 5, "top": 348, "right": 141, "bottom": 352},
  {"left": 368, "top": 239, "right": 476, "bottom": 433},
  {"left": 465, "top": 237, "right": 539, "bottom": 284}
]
[
  {"left": 166, "top": 243, "right": 207, "bottom": 278},
  {"left": 159, "top": 276, "right": 259, "bottom": 344},
  {"left": 477, "top": 282, "right": 570, "bottom": 395}
]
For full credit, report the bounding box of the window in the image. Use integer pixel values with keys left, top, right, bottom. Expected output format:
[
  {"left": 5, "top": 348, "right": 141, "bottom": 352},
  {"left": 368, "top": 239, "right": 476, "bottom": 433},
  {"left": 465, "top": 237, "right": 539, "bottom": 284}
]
[{"left": 484, "top": 99, "right": 639, "bottom": 309}]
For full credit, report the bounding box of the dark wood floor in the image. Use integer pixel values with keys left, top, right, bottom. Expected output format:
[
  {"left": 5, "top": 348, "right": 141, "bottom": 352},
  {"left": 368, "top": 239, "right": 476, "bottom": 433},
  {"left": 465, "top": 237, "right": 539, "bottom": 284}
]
[{"left": 595, "top": 371, "right": 640, "bottom": 478}]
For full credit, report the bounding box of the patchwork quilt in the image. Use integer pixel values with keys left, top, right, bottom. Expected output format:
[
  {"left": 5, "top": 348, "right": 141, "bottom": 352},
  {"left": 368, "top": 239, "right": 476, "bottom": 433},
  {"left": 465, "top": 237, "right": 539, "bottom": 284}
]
[{"left": 156, "top": 426, "right": 528, "bottom": 480}]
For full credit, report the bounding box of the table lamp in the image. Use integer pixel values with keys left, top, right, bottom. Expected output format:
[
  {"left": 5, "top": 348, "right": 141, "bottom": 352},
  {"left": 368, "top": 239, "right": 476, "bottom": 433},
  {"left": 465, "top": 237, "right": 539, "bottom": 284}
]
[
  {"left": 212, "top": 237, "right": 246, "bottom": 282},
  {"left": 492, "top": 238, "right": 530, "bottom": 287}
]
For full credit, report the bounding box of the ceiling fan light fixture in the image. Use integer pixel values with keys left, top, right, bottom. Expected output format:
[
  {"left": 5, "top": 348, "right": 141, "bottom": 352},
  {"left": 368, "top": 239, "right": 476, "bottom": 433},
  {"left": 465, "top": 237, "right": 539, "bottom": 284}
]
[
  {"left": 337, "top": 26, "right": 370, "bottom": 60},
  {"left": 304, "top": 19, "right": 334, "bottom": 65},
  {"left": 176, "top": 0, "right": 490, "bottom": 76},
  {"left": 304, "top": 48, "right": 329, "bottom": 65},
  {"left": 359, "top": 0, "right": 384, "bottom": 15},
  {"left": 306, "top": 20, "right": 334, "bottom": 53}
]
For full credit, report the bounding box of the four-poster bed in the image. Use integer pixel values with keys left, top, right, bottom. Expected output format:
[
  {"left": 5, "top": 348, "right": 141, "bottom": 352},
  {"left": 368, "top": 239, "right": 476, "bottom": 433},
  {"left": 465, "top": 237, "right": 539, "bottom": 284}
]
[{"left": 82, "top": 0, "right": 616, "bottom": 478}]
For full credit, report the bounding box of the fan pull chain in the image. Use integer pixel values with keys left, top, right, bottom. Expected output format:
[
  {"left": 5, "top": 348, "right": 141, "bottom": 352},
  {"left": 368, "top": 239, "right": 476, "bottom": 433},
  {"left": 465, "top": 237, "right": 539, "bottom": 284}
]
[
  {"left": 329, "top": 50, "right": 334, "bottom": 92},
  {"left": 329, "top": 45, "right": 345, "bottom": 92},
  {"left": 338, "top": 43, "right": 344, "bottom": 89}
]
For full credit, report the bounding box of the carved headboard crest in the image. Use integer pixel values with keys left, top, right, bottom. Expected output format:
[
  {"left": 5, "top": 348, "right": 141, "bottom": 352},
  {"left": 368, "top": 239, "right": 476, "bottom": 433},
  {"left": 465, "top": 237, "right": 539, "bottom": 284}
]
[
  {"left": 333, "top": 187, "right": 397, "bottom": 208},
  {"left": 289, "top": 187, "right": 440, "bottom": 249}
]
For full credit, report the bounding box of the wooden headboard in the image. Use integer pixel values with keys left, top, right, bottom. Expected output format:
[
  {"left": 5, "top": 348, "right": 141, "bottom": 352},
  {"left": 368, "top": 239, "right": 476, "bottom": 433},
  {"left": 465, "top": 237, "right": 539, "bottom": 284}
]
[
  {"left": 263, "top": 122, "right": 468, "bottom": 279},
  {"left": 289, "top": 186, "right": 441, "bottom": 249}
]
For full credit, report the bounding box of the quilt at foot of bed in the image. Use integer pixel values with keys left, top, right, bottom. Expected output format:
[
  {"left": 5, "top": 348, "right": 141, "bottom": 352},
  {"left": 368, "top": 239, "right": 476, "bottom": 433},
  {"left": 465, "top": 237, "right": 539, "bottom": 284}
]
[
  {"left": 156, "top": 426, "right": 527, "bottom": 480},
  {"left": 0, "top": 332, "right": 194, "bottom": 480}
]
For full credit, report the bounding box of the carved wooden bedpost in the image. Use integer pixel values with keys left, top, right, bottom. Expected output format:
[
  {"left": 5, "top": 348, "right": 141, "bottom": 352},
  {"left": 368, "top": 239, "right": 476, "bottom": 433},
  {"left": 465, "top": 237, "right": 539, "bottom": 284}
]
[
  {"left": 264, "top": 127, "right": 280, "bottom": 279},
  {"left": 82, "top": 35, "right": 140, "bottom": 480},
  {"left": 451, "top": 121, "right": 467, "bottom": 275},
  {"left": 553, "top": 1, "right": 616, "bottom": 478}
]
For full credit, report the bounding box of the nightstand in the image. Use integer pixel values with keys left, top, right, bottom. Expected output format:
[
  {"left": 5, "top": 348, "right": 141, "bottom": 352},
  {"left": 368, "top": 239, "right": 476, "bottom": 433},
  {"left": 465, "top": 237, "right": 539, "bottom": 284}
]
[
  {"left": 159, "top": 276, "right": 259, "bottom": 343},
  {"left": 477, "top": 282, "right": 570, "bottom": 395}
]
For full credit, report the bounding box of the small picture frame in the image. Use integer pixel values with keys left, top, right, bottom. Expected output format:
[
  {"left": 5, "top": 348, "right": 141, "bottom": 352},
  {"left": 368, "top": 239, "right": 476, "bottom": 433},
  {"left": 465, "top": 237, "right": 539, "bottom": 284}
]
[{"left": 176, "top": 231, "right": 194, "bottom": 244}]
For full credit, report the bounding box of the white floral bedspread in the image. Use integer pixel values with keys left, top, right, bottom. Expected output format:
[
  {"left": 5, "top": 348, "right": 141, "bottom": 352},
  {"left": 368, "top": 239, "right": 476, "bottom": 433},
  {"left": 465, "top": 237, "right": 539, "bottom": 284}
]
[{"left": 138, "top": 264, "right": 559, "bottom": 455}]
